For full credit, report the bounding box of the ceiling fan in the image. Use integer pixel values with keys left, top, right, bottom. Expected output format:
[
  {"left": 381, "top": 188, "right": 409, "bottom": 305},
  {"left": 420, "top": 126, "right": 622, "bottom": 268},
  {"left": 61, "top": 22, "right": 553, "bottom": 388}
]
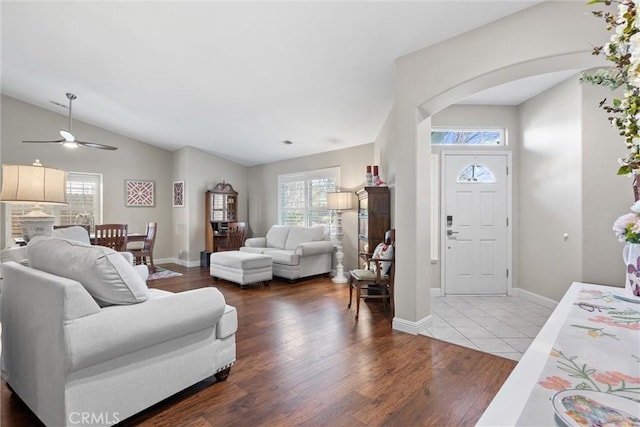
[{"left": 23, "top": 92, "right": 118, "bottom": 150}]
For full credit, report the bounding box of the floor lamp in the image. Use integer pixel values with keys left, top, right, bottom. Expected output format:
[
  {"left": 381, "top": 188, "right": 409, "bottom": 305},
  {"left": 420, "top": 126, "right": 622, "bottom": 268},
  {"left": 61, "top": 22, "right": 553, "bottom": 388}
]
[
  {"left": 0, "top": 159, "right": 68, "bottom": 242},
  {"left": 327, "top": 191, "right": 352, "bottom": 284}
]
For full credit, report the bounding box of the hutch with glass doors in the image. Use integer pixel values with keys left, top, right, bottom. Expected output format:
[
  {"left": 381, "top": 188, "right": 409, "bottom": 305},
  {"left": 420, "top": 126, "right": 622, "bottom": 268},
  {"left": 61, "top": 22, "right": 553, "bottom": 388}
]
[
  {"left": 356, "top": 186, "right": 390, "bottom": 267},
  {"left": 205, "top": 181, "right": 238, "bottom": 253}
]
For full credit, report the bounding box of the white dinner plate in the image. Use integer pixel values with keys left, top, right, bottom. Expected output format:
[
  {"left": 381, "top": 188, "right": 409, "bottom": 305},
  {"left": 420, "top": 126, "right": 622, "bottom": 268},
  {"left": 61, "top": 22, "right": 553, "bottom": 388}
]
[{"left": 552, "top": 390, "right": 640, "bottom": 427}]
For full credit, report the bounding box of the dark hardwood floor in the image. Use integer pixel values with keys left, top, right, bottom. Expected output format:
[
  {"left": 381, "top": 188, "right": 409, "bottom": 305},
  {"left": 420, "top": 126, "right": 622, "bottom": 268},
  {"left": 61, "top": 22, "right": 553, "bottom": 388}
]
[{"left": 1, "top": 264, "right": 516, "bottom": 426}]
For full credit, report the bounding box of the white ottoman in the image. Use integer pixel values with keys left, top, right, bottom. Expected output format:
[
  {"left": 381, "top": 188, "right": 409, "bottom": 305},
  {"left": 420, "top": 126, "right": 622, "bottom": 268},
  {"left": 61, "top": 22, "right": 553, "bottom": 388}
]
[{"left": 210, "top": 251, "right": 272, "bottom": 289}]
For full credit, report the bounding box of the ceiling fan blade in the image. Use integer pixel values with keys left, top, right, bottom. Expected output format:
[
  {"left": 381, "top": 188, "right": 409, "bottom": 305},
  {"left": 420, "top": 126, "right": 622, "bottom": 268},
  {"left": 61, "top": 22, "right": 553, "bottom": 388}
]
[
  {"left": 24, "top": 93, "right": 117, "bottom": 151},
  {"left": 22, "top": 139, "right": 65, "bottom": 143},
  {"left": 77, "top": 140, "right": 118, "bottom": 150}
]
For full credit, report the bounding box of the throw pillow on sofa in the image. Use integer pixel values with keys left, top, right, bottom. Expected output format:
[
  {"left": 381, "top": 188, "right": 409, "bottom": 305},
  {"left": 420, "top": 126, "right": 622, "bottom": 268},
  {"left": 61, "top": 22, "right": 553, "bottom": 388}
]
[
  {"left": 51, "top": 225, "right": 91, "bottom": 245},
  {"left": 371, "top": 242, "right": 394, "bottom": 276},
  {"left": 27, "top": 236, "right": 149, "bottom": 306}
]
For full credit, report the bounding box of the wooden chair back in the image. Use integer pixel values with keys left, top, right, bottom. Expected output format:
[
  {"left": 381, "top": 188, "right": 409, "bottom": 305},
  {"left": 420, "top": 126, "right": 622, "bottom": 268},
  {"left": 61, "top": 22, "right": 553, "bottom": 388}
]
[
  {"left": 142, "top": 222, "right": 157, "bottom": 252},
  {"left": 130, "top": 222, "right": 157, "bottom": 273},
  {"left": 94, "top": 224, "right": 128, "bottom": 252},
  {"left": 221, "top": 222, "right": 248, "bottom": 251}
]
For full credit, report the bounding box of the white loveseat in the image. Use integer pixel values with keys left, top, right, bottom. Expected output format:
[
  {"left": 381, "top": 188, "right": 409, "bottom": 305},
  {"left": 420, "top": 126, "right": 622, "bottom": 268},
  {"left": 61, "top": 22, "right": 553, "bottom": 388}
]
[
  {"left": 240, "top": 225, "right": 334, "bottom": 281},
  {"left": 1, "top": 236, "right": 237, "bottom": 427}
]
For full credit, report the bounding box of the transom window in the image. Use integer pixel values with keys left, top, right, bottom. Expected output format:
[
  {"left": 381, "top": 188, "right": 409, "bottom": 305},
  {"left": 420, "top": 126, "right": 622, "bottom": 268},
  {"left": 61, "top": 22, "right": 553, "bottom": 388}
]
[
  {"left": 457, "top": 164, "right": 496, "bottom": 183},
  {"left": 432, "top": 128, "right": 505, "bottom": 146},
  {"left": 278, "top": 167, "right": 339, "bottom": 227}
]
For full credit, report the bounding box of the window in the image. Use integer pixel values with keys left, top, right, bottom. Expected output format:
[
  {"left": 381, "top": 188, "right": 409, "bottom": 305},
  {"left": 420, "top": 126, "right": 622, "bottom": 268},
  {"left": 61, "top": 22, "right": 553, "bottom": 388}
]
[
  {"left": 7, "top": 172, "right": 103, "bottom": 243},
  {"left": 278, "top": 167, "right": 339, "bottom": 227},
  {"left": 456, "top": 164, "right": 496, "bottom": 183},
  {"left": 431, "top": 128, "right": 505, "bottom": 146}
]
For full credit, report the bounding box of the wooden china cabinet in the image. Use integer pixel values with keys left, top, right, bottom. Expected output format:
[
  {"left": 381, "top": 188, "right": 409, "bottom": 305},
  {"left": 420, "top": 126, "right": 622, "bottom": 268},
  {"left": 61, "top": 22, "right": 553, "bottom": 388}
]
[
  {"left": 204, "top": 181, "right": 238, "bottom": 253},
  {"left": 356, "top": 186, "right": 390, "bottom": 268}
]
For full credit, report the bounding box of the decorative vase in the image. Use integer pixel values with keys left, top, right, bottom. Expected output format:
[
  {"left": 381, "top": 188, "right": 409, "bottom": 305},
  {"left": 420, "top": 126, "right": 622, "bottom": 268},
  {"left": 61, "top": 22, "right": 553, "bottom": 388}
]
[
  {"left": 622, "top": 243, "right": 640, "bottom": 296},
  {"left": 366, "top": 165, "right": 373, "bottom": 186}
]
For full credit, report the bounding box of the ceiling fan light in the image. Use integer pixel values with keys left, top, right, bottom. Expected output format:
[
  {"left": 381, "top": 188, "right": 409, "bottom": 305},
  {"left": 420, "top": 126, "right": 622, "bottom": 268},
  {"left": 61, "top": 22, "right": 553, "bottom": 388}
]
[
  {"left": 60, "top": 130, "right": 75, "bottom": 142},
  {"left": 62, "top": 141, "right": 78, "bottom": 149}
]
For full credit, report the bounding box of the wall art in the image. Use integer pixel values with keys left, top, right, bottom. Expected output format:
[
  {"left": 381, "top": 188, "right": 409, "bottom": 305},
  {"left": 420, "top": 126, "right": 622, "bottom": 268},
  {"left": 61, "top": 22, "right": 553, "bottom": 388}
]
[
  {"left": 125, "top": 180, "right": 155, "bottom": 207},
  {"left": 173, "top": 180, "right": 185, "bottom": 207}
]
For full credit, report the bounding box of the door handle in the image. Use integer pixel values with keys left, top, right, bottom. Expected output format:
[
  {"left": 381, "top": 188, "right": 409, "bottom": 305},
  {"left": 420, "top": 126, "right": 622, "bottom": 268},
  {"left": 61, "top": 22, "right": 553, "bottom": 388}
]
[{"left": 447, "top": 230, "right": 459, "bottom": 236}]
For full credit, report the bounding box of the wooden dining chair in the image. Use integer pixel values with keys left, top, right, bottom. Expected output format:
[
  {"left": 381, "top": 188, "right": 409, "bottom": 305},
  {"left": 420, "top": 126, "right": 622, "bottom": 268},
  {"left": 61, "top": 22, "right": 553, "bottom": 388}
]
[
  {"left": 94, "top": 224, "right": 128, "bottom": 252},
  {"left": 130, "top": 222, "right": 158, "bottom": 273},
  {"left": 348, "top": 229, "right": 396, "bottom": 320},
  {"left": 217, "top": 222, "right": 247, "bottom": 252}
]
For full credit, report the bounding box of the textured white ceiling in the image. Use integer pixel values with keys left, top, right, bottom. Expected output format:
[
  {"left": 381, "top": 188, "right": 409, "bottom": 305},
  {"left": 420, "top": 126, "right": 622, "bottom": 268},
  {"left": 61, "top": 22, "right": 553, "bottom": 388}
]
[{"left": 2, "top": 1, "right": 543, "bottom": 166}]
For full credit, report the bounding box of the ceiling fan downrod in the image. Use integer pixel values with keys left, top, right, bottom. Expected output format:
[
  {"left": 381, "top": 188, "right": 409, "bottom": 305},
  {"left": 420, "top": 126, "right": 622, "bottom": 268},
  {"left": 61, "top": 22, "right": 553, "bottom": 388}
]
[
  {"left": 60, "top": 93, "right": 78, "bottom": 147},
  {"left": 66, "top": 92, "right": 76, "bottom": 134}
]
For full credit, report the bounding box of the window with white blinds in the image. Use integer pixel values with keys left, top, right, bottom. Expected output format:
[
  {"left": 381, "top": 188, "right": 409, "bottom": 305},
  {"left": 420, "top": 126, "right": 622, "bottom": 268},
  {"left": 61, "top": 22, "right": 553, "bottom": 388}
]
[
  {"left": 278, "top": 167, "right": 339, "bottom": 227},
  {"left": 7, "top": 172, "right": 103, "bottom": 241}
]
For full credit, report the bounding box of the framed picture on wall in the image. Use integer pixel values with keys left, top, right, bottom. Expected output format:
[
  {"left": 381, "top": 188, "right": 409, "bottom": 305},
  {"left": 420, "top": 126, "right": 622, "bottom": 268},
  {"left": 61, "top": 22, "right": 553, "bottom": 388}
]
[
  {"left": 125, "top": 180, "right": 155, "bottom": 207},
  {"left": 173, "top": 180, "right": 185, "bottom": 208}
]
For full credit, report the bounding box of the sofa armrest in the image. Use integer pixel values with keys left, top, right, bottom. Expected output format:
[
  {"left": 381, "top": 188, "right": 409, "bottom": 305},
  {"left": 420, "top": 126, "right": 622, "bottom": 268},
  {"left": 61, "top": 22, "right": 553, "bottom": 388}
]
[
  {"left": 0, "top": 246, "right": 28, "bottom": 265},
  {"left": 1, "top": 262, "right": 102, "bottom": 418},
  {"left": 295, "top": 240, "right": 335, "bottom": 256},
  {"left": 217, "top": 305, "right": 238, "bottom": 339},
  {"left": 244, "top": 237, "right": 266, "bottom": 247},
  {"left": 2, "top": 262, "right": 101, "bottom": 322},
  {"left": 65, "top": 287, "right": 229, "bottom": 372}
]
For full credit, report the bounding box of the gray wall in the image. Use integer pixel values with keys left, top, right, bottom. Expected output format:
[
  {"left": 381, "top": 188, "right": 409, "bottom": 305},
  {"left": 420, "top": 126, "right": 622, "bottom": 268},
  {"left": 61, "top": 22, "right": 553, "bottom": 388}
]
[
  {"left": 518, "top": 77, "right": 583, "bottom": 301},
  {"left": 581, "top": 78, "right": 630, "bottom": 286},
  {"left": 1, "top": 95, "right": 174, "bottom": 259},
  {"left": 183, "top": 146, "right": 247, "bottom": 266}
]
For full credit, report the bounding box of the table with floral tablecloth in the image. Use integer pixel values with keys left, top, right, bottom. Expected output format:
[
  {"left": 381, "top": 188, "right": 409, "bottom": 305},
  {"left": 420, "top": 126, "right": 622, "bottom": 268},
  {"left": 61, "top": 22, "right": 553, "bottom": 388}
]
[{"left": 477, "top": 282, "right": 640, "bottom": 427}]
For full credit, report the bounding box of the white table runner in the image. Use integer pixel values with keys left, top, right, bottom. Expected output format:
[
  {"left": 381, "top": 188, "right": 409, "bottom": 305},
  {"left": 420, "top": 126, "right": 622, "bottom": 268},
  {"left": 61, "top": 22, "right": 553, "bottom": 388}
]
[{"left": 515, "top": 287, "right": 640, "bottom": 426}]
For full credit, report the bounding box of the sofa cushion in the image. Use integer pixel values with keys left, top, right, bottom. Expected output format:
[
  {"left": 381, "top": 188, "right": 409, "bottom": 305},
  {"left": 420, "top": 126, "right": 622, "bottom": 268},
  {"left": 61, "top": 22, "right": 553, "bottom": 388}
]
[
  {"left": 262, "top": 249, "right": 300, "bottom": 266},
  {"left": 285, "top": 225, "right": 325, "bottom": 250},
  {"left": 266, "top": 225, "right": 291, "bottom": 248},
  {"left": 210, "top": 251, "right": 272, "bottom": 270},
  {"left": 27, "top": 236, "right": 149, "bottom": 306},
  {"left": 239, "top": 246, "right": 268, "bottom": 255}
]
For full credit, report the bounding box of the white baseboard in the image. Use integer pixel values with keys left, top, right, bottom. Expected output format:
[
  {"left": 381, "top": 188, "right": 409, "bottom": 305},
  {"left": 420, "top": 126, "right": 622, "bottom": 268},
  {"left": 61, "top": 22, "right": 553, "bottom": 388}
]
[
  {"left": 392, "top": 314, "right": 432, "bottom": 335},
  {"left": 512, "top": 287, "right": 558, "bottom": 309},
  {"left": 154, "top": 258, "right": 201, "bottom": 268},
  {"left": 431, "top": 288, "right": 442, "bottom": 297}
]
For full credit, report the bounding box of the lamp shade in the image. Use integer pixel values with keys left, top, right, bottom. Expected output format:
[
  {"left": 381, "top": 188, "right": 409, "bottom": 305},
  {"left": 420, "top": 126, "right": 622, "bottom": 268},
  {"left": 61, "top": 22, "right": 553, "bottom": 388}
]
[
  {"left": 0, "top": 162, "right": 68, "bottom": 205},
  {"left": 326, "top": 191, "right": 352, "bottom": 211}
]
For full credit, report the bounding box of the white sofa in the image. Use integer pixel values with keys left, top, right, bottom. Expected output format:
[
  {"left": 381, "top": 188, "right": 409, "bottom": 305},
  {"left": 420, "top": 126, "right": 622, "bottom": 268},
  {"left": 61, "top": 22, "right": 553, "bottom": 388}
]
[
  {"left": 240, "top": 225, "right": 334, "bottom": 281},
  {"left": 1, "top": 236, "right": 237, "bottom": 427}
]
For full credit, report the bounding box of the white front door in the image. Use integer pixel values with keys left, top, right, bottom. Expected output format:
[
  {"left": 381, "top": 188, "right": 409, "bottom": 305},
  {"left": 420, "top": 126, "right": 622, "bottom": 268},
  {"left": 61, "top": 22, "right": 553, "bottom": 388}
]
[{"left": 442, "top": 153, "right": 509, "bottom": 295}]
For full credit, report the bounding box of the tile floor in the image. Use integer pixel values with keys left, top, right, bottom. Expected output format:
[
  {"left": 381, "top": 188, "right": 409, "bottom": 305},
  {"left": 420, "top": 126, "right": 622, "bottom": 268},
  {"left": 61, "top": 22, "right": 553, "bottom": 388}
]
[{"left": 420, "top": 294, "right": 555, "bottom": 361}]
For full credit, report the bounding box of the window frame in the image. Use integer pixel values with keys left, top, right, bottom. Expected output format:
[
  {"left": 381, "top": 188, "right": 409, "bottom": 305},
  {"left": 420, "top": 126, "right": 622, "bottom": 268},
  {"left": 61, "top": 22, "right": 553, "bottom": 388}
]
[
  {"left": 431, "top": 127, "right": 506, "bottom": 146},
  {"left": 277, "top": 167, "right": 340, "bottom": 228},
  {"left": 5, "top": 171, "right": 103, "bottom": 246}
]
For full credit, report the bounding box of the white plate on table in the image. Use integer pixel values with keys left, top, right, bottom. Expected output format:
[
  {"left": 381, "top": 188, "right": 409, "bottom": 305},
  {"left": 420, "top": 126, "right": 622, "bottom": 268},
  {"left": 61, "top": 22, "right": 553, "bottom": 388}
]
[{"left": 552, "top": 390, "right": 640, "bottom": 427}]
